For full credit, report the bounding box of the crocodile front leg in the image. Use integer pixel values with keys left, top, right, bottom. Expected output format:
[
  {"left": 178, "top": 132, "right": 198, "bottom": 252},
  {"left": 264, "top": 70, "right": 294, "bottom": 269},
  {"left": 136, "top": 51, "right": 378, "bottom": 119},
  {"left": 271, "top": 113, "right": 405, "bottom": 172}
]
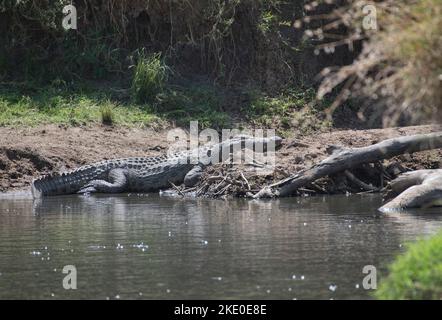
[{"left": 78, "top": 169, "right": 128, "bottom": 194}]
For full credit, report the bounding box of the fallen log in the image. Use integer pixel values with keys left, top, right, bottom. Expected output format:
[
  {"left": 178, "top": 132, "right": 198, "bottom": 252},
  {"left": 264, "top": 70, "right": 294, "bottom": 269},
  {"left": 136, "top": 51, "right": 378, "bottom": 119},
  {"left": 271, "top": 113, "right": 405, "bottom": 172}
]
[
  {"left": 253, "top": 132, "right": 442, "bottom": 199},
  {"left": 379, "top": 169, "right": 442, "bottom": 212},
  {"left": 382, "top": 169, "right": 441, "bottom": 201}
]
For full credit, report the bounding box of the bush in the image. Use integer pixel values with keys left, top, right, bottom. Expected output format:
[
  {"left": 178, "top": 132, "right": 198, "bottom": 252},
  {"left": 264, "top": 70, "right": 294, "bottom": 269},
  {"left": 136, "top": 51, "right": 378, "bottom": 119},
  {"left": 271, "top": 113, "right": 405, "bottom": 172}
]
[
  {"left": 375, "top": 230, "right": 442, "bottom": 300},
  {"left": 131, "top": 52, "right": 169, "bottom": 104},
  {"left": 302, "top": 0, "right": 442, "bottom": 125}
]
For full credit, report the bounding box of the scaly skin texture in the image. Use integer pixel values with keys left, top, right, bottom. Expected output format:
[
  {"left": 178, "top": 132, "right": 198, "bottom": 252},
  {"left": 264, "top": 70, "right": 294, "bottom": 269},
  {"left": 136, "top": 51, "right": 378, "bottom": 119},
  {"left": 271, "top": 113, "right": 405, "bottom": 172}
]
[{"left": 32, "top": 136, "right": 282, "bottom": 197}]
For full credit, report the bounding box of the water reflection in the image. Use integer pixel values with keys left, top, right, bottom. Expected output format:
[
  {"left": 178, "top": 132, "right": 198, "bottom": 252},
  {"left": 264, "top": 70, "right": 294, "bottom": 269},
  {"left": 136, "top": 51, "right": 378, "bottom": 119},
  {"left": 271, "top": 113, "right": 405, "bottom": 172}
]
[{"left": 0, "top": 193, "right": 441, "bottom": 299}]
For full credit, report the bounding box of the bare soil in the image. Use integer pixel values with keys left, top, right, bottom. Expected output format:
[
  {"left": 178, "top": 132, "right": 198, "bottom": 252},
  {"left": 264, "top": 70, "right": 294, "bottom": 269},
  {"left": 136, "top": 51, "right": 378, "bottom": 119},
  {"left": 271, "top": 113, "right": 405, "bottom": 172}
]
[{"left": 0, "top": 124, "right": 441, "bottom": 194}]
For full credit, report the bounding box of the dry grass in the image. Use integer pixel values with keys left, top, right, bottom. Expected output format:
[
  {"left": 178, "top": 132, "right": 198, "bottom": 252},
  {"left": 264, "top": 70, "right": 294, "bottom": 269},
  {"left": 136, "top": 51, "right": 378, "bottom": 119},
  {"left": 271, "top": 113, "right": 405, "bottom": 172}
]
[{"left": 298, "top": 0, "right": 442, "bottom": 126}]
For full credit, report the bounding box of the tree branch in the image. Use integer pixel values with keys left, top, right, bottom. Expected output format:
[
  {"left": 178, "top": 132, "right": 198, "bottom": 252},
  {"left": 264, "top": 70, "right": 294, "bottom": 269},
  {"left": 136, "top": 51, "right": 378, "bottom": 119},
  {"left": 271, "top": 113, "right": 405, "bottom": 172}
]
[{"left": 254, "top": 132, "right": 442, "bottom": 198}]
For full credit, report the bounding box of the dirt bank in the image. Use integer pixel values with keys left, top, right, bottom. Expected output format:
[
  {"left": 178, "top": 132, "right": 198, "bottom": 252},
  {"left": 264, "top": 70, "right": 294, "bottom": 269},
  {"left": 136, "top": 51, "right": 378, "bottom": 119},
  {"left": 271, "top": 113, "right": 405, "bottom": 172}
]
[
  {"left": 0, "top": 125, "right": 169, "bottom": 192},
  {"left": 1, "top": 124, "right": 441, "bottom": 194}
]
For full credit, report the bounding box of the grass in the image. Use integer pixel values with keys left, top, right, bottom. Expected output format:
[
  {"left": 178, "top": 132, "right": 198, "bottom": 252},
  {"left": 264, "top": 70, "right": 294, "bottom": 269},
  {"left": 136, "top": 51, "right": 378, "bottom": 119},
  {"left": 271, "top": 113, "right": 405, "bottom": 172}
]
[
  {"left": 0, "top": 79, "right": 328, "bottom": 132},
  {"left": 375, "top": 230, "right": 442, "bottom": 300},
  {"left": 0, "top": 81, "right": 231, "bottom": 129},
  {"left": 99, "top": 103, "right": 115, "bottom": 126},
  {"left": 155, "top": 84, "right": 230, "bottom": 129},
  {"left": 0, "top": 83, "right": 159, "bottom": 127},
  {"left": 131, "top": 52, "right": 169, "bottom": 104},
  {"left": 244, "top": 88, "right": 332, "bottom": 136}
]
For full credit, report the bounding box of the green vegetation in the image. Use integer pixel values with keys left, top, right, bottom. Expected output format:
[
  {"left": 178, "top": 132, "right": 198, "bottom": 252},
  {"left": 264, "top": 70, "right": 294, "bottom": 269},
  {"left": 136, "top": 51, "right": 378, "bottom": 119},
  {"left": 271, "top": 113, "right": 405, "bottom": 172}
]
[
  {"left": 99, "top": 103, "right": 115, "bottom": 126},
  {"left": 131, "top": 52, "right": 169, "bottom": 104},
  {"left": 0, "top": 81, "right": 233, "bottom": 129},
  {"left": 246, "top": 88, "right": 332, "bottom": 135},
  {"left": 155, "top": 84, "right": 229, "bottom": 129},
  {"left": 3, "top": 1, "right": 437, "bottom": 130},
  {"left": 0, "top": 80, "right": 331, "bottom": 132},
  {"left": 0, "top": 1, "right": 322, "bottom": 131},
  {"left": 375, "top": 230, "right": 442, "bottom": 300},
  {"left": 0, "top": 0, "right": 296, "bottom": 84},
  {"left": 0, "top": 84, "right": 158, "bottom": 127}
]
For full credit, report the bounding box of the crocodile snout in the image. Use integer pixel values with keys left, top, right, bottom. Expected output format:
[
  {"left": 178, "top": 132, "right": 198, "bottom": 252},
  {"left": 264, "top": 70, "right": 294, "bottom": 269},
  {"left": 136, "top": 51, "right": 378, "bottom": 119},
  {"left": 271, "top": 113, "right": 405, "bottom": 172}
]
[{"left": 274, "top": 136, "right": 283, "bottom": 149}]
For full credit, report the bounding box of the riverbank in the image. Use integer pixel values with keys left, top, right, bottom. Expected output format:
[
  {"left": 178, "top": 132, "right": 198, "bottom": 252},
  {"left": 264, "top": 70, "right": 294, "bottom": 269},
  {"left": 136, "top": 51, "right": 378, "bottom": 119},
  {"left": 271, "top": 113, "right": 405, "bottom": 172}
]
[{"left": 1, "top": 124, "right": 440, "bottom": 195}]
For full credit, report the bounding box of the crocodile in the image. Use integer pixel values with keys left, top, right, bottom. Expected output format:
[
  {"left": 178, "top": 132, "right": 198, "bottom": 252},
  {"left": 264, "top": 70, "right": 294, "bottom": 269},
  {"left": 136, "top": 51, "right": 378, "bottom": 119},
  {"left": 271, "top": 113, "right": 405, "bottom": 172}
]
[{"left": 31, "top": 135, "right": 282, "bottom": 198}]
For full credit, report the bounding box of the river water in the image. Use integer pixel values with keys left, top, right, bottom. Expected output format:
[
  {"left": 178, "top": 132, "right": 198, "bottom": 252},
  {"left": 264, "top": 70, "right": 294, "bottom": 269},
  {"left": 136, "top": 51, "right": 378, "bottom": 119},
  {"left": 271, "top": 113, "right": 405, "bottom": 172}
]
[{"left": 0, "top": 192, "right": 441, "bottom": 300}]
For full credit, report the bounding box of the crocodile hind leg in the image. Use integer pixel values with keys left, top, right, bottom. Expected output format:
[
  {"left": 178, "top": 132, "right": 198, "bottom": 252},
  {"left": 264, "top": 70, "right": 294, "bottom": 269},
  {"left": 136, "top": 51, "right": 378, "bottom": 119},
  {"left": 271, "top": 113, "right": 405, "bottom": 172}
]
[
  {"left": 78, "top": 169, "right": 128, "bottom": 194},
  {"left": 184, "top": 164, "right": 205, "bottom": 187}
]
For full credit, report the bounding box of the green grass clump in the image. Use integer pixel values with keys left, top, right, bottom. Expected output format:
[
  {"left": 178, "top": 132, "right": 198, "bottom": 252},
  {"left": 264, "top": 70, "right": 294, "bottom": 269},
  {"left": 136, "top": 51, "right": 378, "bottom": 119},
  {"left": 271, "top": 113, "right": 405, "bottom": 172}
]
[
  {"left": 100, "top": 103, "right": 114, "bottom": 126},
  {"left": 131, "top": 52, "right": 169, "bottom": 103},
  {"left": 375, "top": 230, "right": 442, "bottom": 300}
]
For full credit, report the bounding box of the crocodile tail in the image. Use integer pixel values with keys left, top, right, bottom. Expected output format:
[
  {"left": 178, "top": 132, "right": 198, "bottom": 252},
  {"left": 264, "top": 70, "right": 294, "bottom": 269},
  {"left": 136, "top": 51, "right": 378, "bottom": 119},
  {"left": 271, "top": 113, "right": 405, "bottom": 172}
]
[
  {"left": 32, "top": 172, "right": 71, "bottom": 198},
  {"left": 31, "top": 167, "right": 99, "bottom": 198},
  {"left": 31, "top": 178, "right": 42, "bottom": 198}
]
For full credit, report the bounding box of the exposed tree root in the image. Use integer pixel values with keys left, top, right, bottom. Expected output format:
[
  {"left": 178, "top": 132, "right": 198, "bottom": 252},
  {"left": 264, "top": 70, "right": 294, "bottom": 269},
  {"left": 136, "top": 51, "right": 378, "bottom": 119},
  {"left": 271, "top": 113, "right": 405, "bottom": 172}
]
[{"left": 379, "top": 169, "right": 442, "bottom": 212}]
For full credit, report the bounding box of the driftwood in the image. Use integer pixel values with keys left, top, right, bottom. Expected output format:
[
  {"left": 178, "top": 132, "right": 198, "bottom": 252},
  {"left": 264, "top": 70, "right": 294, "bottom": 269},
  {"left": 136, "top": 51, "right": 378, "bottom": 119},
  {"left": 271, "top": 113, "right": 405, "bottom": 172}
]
[
  {"left": 253, "top": 132, "right": 442, "bottom": 210},
  {"left": 379, "top": 169, "right": 442, "bottom": 212}
]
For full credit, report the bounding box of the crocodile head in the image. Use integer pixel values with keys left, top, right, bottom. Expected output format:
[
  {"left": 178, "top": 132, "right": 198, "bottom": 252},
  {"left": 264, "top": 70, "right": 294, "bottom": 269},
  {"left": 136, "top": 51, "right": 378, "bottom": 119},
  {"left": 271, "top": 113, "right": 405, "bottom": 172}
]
[
  {"left": 229, "top": 134, "right": 283, "bottom": 150},
  {"left": 273, "top": 136, "right": 283, "bottom": 149}
]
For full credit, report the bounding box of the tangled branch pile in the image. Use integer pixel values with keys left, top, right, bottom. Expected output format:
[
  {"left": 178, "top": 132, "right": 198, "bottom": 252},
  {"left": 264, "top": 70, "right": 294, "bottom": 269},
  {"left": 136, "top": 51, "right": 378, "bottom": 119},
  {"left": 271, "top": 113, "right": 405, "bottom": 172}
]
[{"left": 193, "top": 162, "right": 283, "bottom": 198}]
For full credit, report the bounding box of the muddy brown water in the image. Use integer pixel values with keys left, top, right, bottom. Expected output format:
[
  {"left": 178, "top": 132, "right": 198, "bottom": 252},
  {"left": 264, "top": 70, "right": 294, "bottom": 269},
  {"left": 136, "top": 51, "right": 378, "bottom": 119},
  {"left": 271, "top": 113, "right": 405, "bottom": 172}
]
[{"left": 0, "top": 192, "right": 441, "bottom": 300}]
